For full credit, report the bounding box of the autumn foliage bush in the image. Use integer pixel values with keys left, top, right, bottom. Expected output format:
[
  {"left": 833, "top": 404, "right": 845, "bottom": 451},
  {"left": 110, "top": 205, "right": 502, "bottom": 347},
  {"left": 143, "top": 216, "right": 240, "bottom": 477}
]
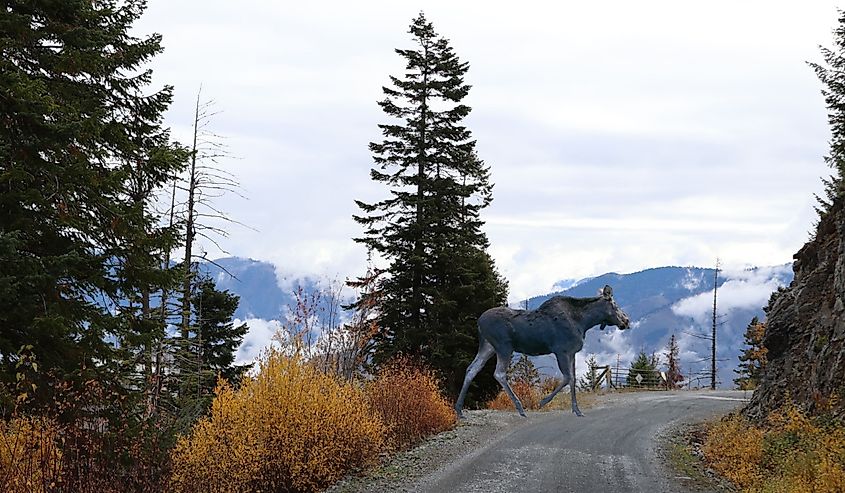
[
  {"left": 487, "top": 380, "right": 541, "bottom": 411},
  {"left": 1, "top": 373, "right": 175, "bottom": 493},
  {"left": 365, "top": 358, "right": 456, "bottom": 451},
  {"left": 704, "top": 399, "right": 845, "bottom": 493},
  {"left": 487, "top": 377, "right": 597, "bottom": 412},
  {"left": 169, "top": 350, "right": 385, "bottom": 493},
  {"left": 0, "top": 416, "right": 62, "bottom": 493}
]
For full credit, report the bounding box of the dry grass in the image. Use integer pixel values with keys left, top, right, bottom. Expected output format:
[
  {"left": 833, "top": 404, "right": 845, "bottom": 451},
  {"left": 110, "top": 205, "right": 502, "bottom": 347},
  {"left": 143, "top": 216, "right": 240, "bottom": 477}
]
[
  {"left": 169, "top": 350, "right": 386, "bottom": 493},
  {"left": 365, "top": 358, "right": 457, "bottom": 451},
  {"left": 704, "top": 399, "right": 845, "bottom": 493}
]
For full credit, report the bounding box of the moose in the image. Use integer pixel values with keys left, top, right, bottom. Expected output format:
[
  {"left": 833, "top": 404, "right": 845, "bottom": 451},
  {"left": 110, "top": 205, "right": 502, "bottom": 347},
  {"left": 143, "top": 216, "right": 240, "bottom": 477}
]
[{"left": 455, "top": 285, "right": 631, "bottom": 418}]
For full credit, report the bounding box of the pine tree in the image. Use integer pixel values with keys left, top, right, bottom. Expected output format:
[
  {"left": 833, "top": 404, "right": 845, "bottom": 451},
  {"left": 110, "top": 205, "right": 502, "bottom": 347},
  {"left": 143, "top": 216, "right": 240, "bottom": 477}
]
[
  {"left": 353, "top": 12, "right": 507, "bottom": 402},
  {"left": 578, "top": 354, "right": 601, "bottom": 391},
  {"left": 663, "top": 334, "right": 683, "bottom": 389},
  {"left": 627, "top": 351, "right": 659, "bottom": 388},
  {"left": 810, "top": 10, "right": 845, "bottom": 211},
  {"left": 111, "top": 106, "right": 190, "bottom": 412},
  {"left": 176, "top": 276, "right": 250, "bottom": 422},
  {"left": 734, "top": 317, "right": 767, "bottom": 390},
  {"left": 0, "top": 0, "right": 187, "bottom": 402},
  {"left": 508, "top": 354, "right": 540, "bottom": 386}
]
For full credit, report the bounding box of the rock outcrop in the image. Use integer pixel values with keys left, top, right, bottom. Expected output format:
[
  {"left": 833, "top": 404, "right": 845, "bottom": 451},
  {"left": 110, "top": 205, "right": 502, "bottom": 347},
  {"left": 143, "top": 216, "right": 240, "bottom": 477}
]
[{"left": 743, "top": 198, "right": 845, "bottom": 422}]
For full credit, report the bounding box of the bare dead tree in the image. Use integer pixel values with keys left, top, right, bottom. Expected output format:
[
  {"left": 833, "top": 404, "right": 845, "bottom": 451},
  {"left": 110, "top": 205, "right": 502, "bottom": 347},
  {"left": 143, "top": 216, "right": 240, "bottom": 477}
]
[
  {"left": 710, "top": 259, "right": 720, "bottom": 390},
  {"left": 270, "top": 269, "right": 380, "bottom": 381},
  {"left": 171, "top": 86, "right": 250, "bottom": 399}
]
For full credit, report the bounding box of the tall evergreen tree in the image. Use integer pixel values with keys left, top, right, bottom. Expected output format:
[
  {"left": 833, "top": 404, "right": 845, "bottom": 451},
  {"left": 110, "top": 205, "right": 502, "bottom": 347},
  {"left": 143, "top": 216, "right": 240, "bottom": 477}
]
[
  {"left": 734, "top": 317, "right": 767, "bottom": 390},
  {"left": 0, "top": 0, "right": 187, "bottom": 403},
  {"left": 810, "top": 10, "right": 845, "bottom": 212},
  {"left": 111, "top": 101, "right": 190, "bottom": 407},
  {"left": 353, "top": 12, "right": 507, "bottom": 401}
]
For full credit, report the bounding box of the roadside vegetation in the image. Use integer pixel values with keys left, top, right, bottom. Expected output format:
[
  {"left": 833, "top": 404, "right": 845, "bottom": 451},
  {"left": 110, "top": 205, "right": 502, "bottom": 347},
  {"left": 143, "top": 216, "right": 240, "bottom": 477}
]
[
  {"left": 365, "top": 358, "right": 456, "bottom": 451},
  {"left": 487, "top": 378, "right": 598, "bottom": 412},
  {"left": 703, "top": 399, "right": 845, "bottom": 493},
  {"left": 169, "top": 350, "right": 382, "bottom": 493},
  {"left": 487, "top": 356, "right": 599, "bottom": 412},
  {"left": 168, "top": 350, "right": 455, "bottom": 493}
]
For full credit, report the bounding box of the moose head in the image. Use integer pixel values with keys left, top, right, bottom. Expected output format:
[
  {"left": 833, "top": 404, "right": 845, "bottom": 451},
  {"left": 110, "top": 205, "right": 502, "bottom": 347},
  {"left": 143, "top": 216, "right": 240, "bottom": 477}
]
[{"left": 597, "top": 285, "right": 630, "bottom": 331}]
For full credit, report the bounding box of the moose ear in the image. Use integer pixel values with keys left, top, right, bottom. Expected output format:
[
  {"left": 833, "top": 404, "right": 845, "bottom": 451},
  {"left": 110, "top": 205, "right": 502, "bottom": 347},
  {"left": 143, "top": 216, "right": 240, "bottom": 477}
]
[{"left": 602, "top": 285, "right": 613, "bottom": 298}]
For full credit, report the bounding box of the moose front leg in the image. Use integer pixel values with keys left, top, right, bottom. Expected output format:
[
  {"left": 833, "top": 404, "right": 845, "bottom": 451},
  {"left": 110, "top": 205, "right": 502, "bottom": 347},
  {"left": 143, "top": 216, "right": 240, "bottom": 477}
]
[{"left": 570, "top": 355, "right": 583, "bottom": 416}]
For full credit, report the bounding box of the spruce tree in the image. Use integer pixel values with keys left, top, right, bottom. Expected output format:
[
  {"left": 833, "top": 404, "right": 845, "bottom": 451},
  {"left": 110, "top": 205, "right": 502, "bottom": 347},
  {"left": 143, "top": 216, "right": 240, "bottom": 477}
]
[
  {"left": 734, "top": 317, "right": 767, "bottom": 390},
  {"left": 627, "top": 351, "right": 659, "bottom": 388},
  {"left": 810, "top": 10, "right": 845, "bottom": 211},
  {"left": 176, "top": 276, "right": 249, "bottom": 423},
  {"left": 0, "top": 0, "right": 187, "bottom": 401},
  {"left": 663, "top": 334, "right": 683, "bottom": 389},
  {"left": 578, "top": 354, "right": 601, "bottom": 391},
  {"left": 508, "top": 354, "right": 540, "bottom": 386},
  {"left": 112, "top": 107, "right": 190, "bottom": 410},
  {"left": 353, "top": 12, "right": 507, "bottom": 402}
]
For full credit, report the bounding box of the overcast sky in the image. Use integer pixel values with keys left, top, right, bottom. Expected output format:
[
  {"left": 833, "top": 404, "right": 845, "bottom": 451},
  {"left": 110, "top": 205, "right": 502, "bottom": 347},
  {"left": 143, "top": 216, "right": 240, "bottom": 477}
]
[{"left": 138, "top": 1, "right": 842, "bottom": 302}]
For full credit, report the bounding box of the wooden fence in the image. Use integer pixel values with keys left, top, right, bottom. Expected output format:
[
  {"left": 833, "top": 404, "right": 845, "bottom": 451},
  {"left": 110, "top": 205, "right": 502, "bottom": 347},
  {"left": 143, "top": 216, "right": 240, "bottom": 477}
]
[{"left": 588, "top": 365, "right": 682, "bottom": 391}]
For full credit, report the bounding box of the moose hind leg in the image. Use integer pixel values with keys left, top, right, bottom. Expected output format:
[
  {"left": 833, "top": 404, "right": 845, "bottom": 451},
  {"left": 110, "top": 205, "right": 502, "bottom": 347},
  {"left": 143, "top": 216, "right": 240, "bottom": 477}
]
[
  {"left": 493, "top": 352, "right": 526, "bottom": 417},
  {"left": 570, "top": 355, "right": 583, "bottom": 417},
  {"left": 454, "top": 339, "right": 496, "bottom": 418},
  {"left": 539, "top": 352, "right": 571, "bottom": 409}
]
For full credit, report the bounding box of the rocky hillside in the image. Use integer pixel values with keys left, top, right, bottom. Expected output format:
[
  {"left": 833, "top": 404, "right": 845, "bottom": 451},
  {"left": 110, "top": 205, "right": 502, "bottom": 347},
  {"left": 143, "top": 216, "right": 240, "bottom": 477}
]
[{"left": 744, "top": 198, "right": 845, "bottom": 422}]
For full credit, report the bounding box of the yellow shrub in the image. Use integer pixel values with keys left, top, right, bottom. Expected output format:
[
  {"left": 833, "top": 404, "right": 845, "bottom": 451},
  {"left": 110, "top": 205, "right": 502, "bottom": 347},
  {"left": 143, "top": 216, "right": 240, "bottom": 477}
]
[
  {"left": 0, "top": 416, "right": 62, "bottom": 493},
  {"left": 365, "top": 358, "right": 456, "bottom": 451},
  {"left": 704, "top": 400, "right": 845, "bottom": 493},
  {"left": 703, "top": 414, "right": 764, "bottom": 488},
  {"left": 169, "top": 350, "right": 385, "bottom": 493}
]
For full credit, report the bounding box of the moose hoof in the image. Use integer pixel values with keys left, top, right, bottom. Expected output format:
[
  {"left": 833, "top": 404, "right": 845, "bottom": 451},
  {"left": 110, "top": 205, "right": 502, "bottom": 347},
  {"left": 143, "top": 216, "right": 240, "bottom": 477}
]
[{"left": 573, "top": 410, "right": 584, "bottom": 417}]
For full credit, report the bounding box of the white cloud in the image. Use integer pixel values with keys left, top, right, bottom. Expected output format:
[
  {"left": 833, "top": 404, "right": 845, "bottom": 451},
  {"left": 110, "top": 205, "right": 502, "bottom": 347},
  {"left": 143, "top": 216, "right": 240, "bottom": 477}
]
[
  {"left": 671, "top": 265, "right": 792, "bottom": 325},
  {"left": 135, "top": 0, "right": 838, "bottom": 302},
  {"left": 234, "top": 318, "right": 282, "bottom": 365}
]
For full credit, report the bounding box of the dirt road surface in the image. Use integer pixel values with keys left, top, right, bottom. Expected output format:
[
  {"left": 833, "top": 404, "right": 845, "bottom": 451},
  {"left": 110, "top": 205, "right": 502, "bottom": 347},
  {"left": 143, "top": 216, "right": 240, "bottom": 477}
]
[{"left": 332, "top": 390, "right": 747, "bottom": 493}]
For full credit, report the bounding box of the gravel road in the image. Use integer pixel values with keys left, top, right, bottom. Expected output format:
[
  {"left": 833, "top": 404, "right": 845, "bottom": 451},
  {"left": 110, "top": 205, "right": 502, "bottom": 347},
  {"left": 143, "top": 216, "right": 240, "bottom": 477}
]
[{"left": 332, "top": 390, "right": 748, "bottom": 493}]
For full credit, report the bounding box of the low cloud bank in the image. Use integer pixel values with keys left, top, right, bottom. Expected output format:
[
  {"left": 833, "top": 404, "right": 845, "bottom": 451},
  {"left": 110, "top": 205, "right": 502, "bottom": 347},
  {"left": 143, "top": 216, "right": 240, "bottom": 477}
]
[{"left": 672, "top": 264, "right": 791, "bottom": 325}]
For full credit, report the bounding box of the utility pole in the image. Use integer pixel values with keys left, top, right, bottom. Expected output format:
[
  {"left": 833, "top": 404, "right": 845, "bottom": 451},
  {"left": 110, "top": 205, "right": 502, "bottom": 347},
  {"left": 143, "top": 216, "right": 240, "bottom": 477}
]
[
  {"left": 711, "top": 259, "right": 720, "bottom": 390},
  {"left": 615, "top": 353, "right": 621, "bottom": 389}
]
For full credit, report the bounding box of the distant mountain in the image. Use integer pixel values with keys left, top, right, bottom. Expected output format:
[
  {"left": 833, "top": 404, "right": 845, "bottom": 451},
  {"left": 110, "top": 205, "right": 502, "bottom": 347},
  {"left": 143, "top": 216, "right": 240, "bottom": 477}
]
[
  {"left": 199, "top": 257, "right": 322, "bottom": 321},
  {"left": 206, "top": 257, "right": 794, "bottom": 388}
]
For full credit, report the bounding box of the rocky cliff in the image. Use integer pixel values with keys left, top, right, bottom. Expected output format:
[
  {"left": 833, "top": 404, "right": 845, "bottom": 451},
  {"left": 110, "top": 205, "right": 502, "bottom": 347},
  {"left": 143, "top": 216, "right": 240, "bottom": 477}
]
[{"left": 743, "top": 198, "right": 845, "bottom": 422}]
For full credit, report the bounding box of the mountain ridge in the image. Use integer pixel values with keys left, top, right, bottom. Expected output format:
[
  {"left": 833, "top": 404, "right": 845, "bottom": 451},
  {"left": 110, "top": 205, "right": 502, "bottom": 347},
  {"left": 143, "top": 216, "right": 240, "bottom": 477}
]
[{"left": 206, "top": 256, "right": 793, "bottom": 387}]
